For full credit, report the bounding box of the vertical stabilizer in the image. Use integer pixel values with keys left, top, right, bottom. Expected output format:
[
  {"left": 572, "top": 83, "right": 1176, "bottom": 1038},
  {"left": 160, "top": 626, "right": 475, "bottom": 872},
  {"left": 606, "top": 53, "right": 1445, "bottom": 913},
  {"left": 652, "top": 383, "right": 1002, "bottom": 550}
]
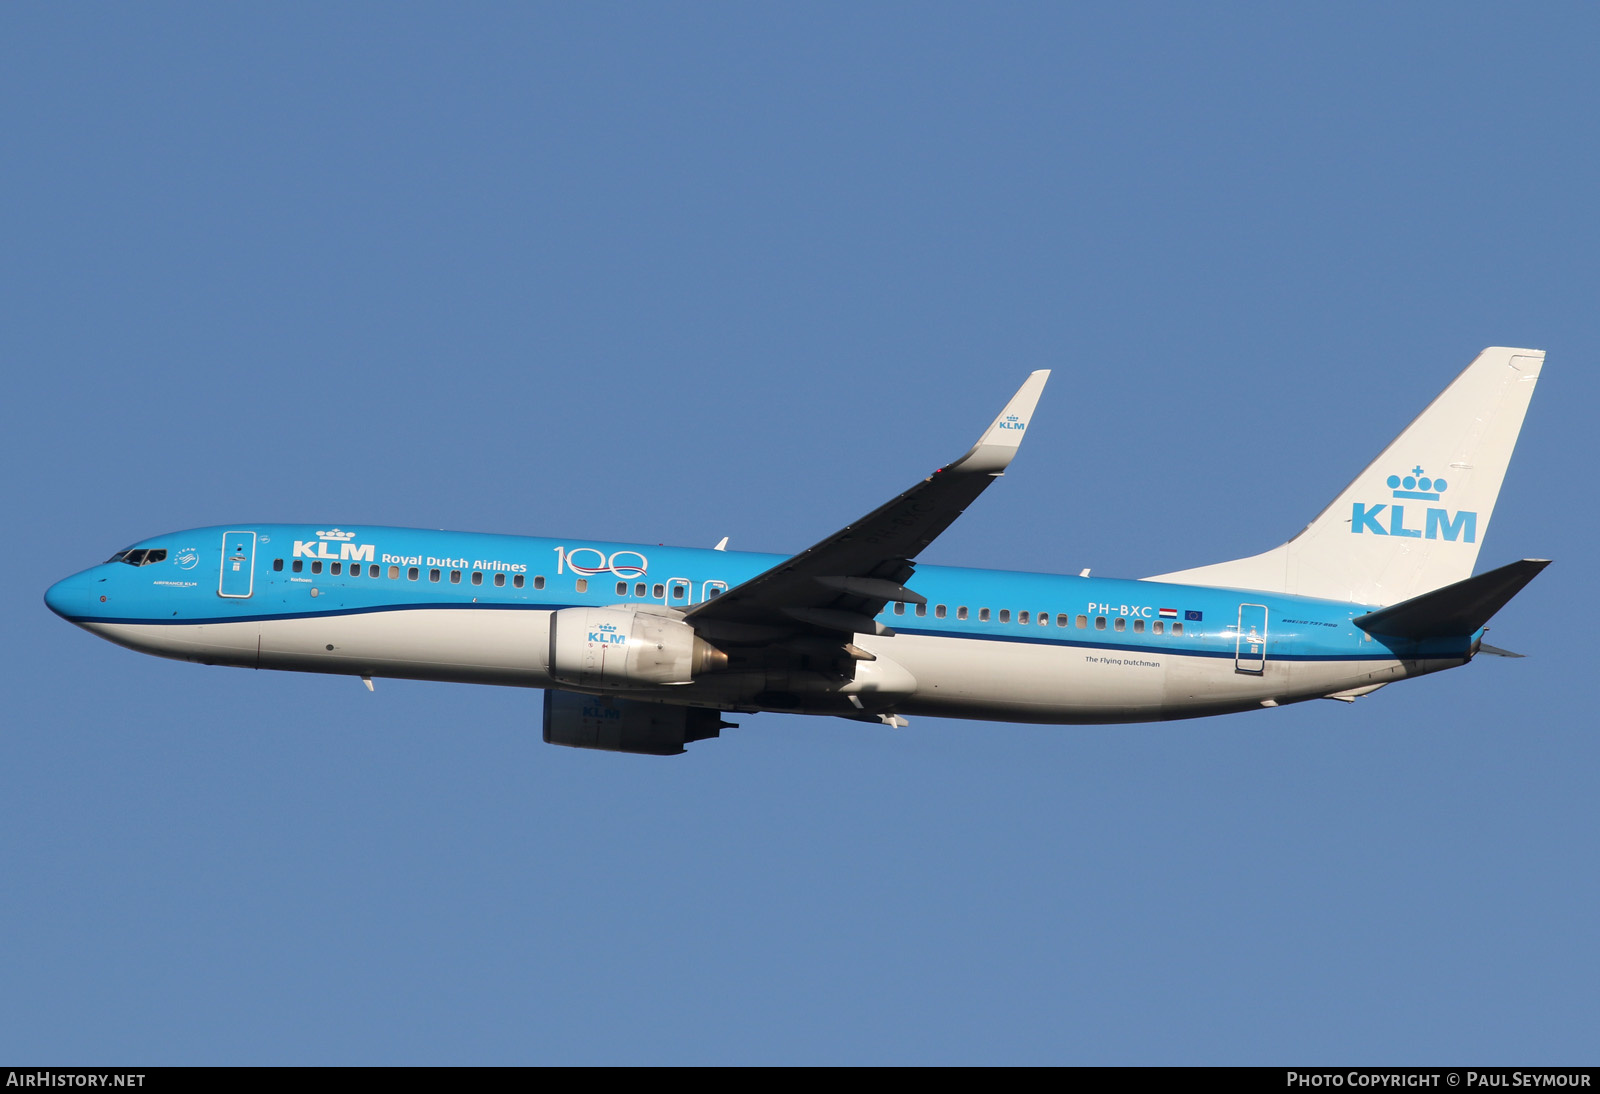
[{"left": 1145, "top": 347, "right": 1544, "bottom": 606}]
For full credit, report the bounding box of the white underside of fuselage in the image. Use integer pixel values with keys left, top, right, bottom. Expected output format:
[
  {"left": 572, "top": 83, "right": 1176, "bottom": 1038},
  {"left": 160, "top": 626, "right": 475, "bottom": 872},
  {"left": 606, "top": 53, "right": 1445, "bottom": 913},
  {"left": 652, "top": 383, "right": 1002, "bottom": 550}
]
[{"left": 83, "top": 609, "right": 1462, "bottom": 725}]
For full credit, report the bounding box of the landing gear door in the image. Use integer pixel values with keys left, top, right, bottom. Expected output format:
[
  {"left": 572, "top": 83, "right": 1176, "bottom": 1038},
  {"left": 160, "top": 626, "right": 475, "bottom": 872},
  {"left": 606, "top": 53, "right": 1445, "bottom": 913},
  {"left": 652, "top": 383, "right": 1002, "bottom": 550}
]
[
  {"left": 1235, "top": 603, "right": 1267, "bottom": 674},
  {"left": 219, "top": 531, "right": 257, "bottom": 598}
]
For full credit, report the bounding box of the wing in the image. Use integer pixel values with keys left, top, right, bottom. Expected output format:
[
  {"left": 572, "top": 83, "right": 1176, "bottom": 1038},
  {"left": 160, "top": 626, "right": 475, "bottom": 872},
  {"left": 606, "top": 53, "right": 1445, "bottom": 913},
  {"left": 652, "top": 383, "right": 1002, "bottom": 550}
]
[{"left": 684, "top": 371, "right": 1050, "bottom": 649}]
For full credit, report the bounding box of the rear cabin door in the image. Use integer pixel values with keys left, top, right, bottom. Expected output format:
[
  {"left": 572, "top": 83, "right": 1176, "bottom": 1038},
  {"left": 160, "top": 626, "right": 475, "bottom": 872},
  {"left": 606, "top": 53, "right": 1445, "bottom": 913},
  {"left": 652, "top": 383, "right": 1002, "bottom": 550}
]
[
  {"left": 1235, "top": 603, "right": 1268, "bottom": 673},
  {"left": 218, "top": 531, "right": 257, "bottom": 598}
]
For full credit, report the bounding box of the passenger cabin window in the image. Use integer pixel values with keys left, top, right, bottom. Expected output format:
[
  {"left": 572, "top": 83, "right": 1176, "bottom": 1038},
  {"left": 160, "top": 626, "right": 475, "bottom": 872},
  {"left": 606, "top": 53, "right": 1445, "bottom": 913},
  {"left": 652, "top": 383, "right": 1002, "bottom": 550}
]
[
  {"left": 1173, "top": 622, "right": 1184, "bottom": 635},
  {"left": 979, "top": 608, "right": 990, "bottom": 622},
  {"left": 999, "top": 610, "right": 1011, "bottom": 623},
  {"left": 957, "top": 607, "right": 968, "bottom": 620},
  {"left": 430, "top": 569, "right": 441, "bottom": 582},
  {"left": 575, "top": 578, "right": 588, "bottom": 593},
  {"left": 494, "top": 573, "right": 506, "bottom": 587},
  {"left": 653, "top": 583, "right": 664, "bottom": 598},
  {"left": 293, "top": 560, "right": 304, "bottom": 573},
  {"left": 409, "top": 567, "right": 419, "bottom": 581},
  {"left": 915, "top": 604, "right": 926, "bottom": 617},
  {"left": 1076, "top": 615, "right": 1087, "bottom": 629},
  {"left": 617, "top": 581, "right": 628, "bottom": 595},
  {"left": 273, "top": 559, "right": 284, "bottom": 572},
  {"left": 330, "top": 562, "right": 342, "bottom": 575},
  {"left": 1114, "top": 618, "right": 1126, "bottom": 632},
  {"left": 1094, "top": 616, "right": 1106, "bottom": 630},
  {"left": 1018, "top": 611, "right": 1030, "bottom": 624},
  {"left": 894, "top": 603, "right": 905, "bottom": 615},
  {"left": 374, "top": 565, "right": 384, "bottom": 578},
  {"left": 450, "top": 570, "right": 461, "bottom": 583},
  {"left": 513, "top": 574, "right": 525, "bottom": 589},
  {"left": 1133, "top": 619, "right": 1145, "bottom": 633},
  {"left": 635, "top": 583, "right": 646, "bottom": 597},
  {"left": 672, "top": 584, "right": 685, "bottom": 599},
  {"left": 471, "top": 572, "right": 483, "bottom": 585},
  {"left": 311, "top": 561, "right": 322, "bottom": 574},
  {"left": 1056, "top": 614, "right": 1069, "bottom": 627},
  {"left": 388, "top": 565, "right": 398, "bottom": 579},
  {"left": 1153, "top": 620, "right": 1164, "bottom": 634},
  {"left": 935, "top": 605, "right": 946, "bottom": 619},
  {"left": 534, "top": 576, "right": 545, "bottom": 590}
]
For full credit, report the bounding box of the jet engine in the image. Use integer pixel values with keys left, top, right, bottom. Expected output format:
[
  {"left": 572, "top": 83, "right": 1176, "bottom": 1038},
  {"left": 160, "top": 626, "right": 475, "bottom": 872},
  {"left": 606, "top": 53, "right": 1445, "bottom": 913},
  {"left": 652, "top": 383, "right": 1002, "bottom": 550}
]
[
  {"left": 547, "top": 606, "right": 726, "bottom": 689},
  {"left": 542, "top": 690, "right": 732, "bottom": 756}
]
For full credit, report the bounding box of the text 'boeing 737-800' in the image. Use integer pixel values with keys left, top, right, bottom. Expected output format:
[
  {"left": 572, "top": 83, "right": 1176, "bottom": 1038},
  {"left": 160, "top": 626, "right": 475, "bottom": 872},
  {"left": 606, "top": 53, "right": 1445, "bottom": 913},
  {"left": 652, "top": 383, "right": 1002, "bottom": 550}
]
[{"left": 45, "top": 348, "right": 1548, "bottom": 754}]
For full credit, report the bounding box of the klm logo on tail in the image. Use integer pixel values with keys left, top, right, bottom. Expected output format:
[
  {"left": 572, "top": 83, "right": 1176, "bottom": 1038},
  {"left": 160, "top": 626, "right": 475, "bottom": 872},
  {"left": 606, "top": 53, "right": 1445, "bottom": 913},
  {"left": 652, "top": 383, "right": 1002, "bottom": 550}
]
[{"left": 1351, "top": 467, "right": 1476, "bottom": 542}]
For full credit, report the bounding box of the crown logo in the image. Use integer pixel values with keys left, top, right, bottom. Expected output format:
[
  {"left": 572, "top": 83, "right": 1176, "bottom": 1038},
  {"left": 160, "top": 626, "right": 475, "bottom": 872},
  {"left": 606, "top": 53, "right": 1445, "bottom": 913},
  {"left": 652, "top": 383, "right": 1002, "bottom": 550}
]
[
  {"left": 1387, "top": 467, "right": 1448, "bottom": 501},
  {"left": 316, "top": 528, "right": 357, "bottom": 541}
]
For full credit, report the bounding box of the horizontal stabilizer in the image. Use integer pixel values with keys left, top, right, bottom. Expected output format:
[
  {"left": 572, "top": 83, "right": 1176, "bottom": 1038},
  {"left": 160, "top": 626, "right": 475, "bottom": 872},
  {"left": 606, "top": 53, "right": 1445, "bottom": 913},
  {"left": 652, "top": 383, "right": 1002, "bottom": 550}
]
[
  {"left": 1476, "top": 643, "right": 1526, "bottom": 658},
  {"left": 1353, "top": 558, "right": 1549, "bottom": 640}
]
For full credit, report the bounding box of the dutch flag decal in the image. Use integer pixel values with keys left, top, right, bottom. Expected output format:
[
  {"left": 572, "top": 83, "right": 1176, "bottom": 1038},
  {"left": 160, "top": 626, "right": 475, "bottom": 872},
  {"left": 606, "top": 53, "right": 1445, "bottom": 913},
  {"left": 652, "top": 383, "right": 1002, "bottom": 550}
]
[{"left": 1159, "top": 608, "right": 1178, "bottom": 619}]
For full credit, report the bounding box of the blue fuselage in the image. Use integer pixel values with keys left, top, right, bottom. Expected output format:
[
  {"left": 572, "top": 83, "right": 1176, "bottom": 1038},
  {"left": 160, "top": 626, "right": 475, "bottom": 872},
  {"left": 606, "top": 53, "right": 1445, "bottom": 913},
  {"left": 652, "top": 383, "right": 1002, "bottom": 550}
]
[{"left": 45, "top": 523, "right": 1473, "bottom": 725}]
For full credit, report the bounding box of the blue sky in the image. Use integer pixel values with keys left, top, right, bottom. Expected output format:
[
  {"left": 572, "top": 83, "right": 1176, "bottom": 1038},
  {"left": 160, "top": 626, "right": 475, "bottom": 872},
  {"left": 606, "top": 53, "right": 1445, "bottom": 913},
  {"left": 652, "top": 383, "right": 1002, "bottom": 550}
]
[{"left": 3, "top": 4, "right": 1595, "bottom": 1064}]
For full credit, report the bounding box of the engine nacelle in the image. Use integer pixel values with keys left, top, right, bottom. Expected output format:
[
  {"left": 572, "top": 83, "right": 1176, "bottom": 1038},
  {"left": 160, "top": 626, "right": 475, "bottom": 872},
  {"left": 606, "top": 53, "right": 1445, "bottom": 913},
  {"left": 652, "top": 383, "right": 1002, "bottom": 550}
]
[
  {"left": 543, "top": 690, "right": 731, "bottom": 756},
  {"left": 547, "top": 606, "right": 726, "bottom": 689}
]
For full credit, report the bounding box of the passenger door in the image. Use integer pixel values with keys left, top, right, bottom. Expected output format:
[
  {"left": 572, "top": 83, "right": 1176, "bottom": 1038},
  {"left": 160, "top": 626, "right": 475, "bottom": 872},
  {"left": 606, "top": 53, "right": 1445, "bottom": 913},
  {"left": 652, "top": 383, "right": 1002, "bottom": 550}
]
[
  {"left": 218, "top": 531, "right": 257, "bottom": 598},
  {"left": 1235, "top": 603, "right": 1267, "bottom": 673}
]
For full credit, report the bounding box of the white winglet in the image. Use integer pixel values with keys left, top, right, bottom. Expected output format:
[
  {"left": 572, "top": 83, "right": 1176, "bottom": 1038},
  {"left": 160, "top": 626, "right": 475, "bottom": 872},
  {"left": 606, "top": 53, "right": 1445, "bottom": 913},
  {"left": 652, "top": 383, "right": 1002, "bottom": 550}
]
[{"left": 946, "top": 369, "right": 1051, "bottom": 475}]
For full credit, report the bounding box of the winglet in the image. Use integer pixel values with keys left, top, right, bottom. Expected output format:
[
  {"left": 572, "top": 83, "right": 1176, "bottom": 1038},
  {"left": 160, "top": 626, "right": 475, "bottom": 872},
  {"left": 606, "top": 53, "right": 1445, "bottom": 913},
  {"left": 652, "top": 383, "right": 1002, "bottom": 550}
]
[{"left": 946, "top": 370, "right": 1051, "bottom": 475}]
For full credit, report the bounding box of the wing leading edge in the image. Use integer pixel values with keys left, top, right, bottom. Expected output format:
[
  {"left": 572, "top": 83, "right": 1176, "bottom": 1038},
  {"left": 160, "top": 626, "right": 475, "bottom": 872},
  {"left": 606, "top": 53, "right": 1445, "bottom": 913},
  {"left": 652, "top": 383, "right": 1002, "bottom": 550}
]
[{"left": 685, "top": 371, "right": 1050, "bottom": 647}]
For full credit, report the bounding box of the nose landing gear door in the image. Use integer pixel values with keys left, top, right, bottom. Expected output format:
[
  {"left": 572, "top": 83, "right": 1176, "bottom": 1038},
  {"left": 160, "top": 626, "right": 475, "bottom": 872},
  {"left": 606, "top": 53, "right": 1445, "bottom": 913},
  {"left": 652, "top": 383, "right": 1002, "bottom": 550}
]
[{"left": 219, "top": 531, "right": 257, "bottom": 598}]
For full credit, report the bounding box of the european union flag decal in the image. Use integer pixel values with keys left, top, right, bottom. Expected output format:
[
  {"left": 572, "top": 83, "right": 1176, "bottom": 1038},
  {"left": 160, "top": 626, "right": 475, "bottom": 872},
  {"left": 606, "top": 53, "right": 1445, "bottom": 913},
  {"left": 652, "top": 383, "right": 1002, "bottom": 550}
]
[{"left": 1185, "top": 610, "right": 1203, "bottom": 622}]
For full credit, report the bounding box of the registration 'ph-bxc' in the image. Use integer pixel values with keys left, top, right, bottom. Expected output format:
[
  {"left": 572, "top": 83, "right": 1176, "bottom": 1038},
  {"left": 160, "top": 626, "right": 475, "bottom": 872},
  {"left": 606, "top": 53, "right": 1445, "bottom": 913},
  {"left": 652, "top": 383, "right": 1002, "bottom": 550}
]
[{"left": 46, "top": 348, "right": 1548, "bottom": 754}]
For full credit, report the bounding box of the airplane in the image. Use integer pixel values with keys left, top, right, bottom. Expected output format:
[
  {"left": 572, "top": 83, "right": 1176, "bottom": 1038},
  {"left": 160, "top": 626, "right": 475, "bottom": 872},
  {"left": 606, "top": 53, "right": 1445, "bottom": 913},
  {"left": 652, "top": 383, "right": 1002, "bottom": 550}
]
[{"left": 44, "top": 347, "right": 1548, "bottom": 755}]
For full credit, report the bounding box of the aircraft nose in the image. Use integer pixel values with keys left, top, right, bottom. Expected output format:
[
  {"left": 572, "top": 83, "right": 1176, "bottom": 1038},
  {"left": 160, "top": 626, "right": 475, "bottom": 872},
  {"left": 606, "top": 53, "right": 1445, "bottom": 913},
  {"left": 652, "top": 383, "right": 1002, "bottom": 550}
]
[{"left": 44, "top": 570, "right": 99, "bottom": 621}]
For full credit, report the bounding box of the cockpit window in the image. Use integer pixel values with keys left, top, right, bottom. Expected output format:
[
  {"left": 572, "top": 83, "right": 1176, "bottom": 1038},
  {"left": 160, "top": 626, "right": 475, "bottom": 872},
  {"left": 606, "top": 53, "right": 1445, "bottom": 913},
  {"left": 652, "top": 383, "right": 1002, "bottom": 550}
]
[{"left": 107, "top": 548, "right": 168, "bottom": 567}]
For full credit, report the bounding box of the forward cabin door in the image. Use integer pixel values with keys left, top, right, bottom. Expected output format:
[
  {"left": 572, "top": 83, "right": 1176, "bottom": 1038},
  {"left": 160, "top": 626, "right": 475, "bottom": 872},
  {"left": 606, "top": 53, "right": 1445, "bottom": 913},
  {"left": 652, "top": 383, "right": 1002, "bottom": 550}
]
[
  {"left": 218, "top": 531, "right": 257, "bottom": 598},
  {"left": 1235, "top": 603, "right": 1268, "bottom": 673}
]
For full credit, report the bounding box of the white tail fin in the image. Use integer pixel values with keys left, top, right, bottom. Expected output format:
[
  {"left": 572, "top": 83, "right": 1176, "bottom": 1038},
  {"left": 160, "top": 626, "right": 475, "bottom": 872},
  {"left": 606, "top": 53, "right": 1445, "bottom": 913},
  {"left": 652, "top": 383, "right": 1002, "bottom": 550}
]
[{"left": 1145, "top": 347, "right": 1545, "bottom": 606}]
